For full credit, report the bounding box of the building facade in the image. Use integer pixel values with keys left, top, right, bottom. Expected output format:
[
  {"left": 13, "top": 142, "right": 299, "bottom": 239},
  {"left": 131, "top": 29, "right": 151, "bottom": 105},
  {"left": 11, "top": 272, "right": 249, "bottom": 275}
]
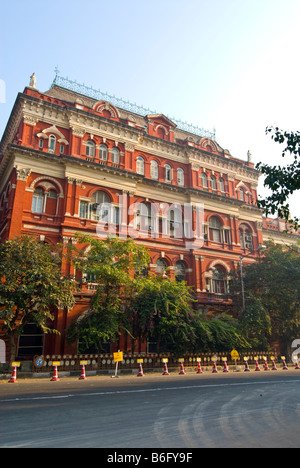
[{"left": 0, "top": 75, "right": 268, "bottom": 360}]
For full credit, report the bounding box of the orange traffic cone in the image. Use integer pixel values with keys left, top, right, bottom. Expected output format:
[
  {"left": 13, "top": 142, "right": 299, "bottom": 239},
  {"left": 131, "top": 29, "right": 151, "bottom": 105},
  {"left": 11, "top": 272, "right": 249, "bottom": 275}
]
[
  {"left": 50, "top": 365, "right": 60, "bottom": 381},
  {"left": 179, "top": 361, "right": 186, "bottom": 375},
  {"left": 79, "top": 363, "right": 87, "bottom": 380},
  {"left": 244, "top": 360, "right": 250, "bottom": 372},
  {"left": 212, "top": 361, "right": 218, "bottom": 373},
  {"left": 264, "top": 360, "right": 270, "bottom": 371},
  {"left": 223, "top": 359, "right": 229, "bottom": 373},
  {"left": 196, "top": 361, "right": 203, "bottom": 374},
  {"left": 137, "top": 362, "right": 144, "bottom": 377},
  {"left": 255, "top": 360, "right": 261, "bottom": 371},
  {"left": 8, "top": 366, "right": 17, "bottom": 383},
  {"left": 282, "top": 359, "right": 288, "bottom": 370},
  {"left": 271, "top": 359, "right": 278, "bottom": 370},
  {"left": 162, "top": 362, "right": 169, "bottom": 375}
]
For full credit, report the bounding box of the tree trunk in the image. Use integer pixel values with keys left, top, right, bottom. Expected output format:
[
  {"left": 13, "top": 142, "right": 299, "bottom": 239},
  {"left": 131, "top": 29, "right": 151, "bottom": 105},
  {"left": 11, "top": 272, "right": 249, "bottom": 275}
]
[{"left": 8, "top": 333, "right": 16, "bottom": 364}]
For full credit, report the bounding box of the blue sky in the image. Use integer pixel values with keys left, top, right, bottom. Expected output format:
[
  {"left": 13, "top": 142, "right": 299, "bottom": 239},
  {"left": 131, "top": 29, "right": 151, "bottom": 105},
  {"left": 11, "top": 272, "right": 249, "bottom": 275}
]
[{"left": 0, "top": 0, "right": 299, "bottom": 217}]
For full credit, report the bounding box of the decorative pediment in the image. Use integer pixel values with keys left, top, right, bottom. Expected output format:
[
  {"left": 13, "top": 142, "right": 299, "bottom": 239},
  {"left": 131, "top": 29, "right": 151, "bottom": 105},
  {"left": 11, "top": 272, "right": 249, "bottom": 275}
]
[
  {"left": 235, "top": 180, "right": 250, "bottom": 193},
  {"left": 93, "top": 101, "right": 120, "bottom": 119},
  {"left": 198, "top": 138, "right": 219, "bottom": 153},
  {"left": 37, "top": 125, "right": 69, "bottom": 145},
  {"left": 146, "top": 114, "right": 177, "bottom": 129}
]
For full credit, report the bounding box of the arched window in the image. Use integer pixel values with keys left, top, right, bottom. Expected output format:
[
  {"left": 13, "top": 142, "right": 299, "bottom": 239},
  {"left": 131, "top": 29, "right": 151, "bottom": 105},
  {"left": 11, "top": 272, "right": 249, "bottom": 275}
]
[
  {"left": 164, "top": 164, "right": 172, "bottom": 182},
  {"left": 136, "top": 157, "right": 145, "bottom": 175},
  {"left": 79, "top": 190, "right": 112, "bottom": 221},
  {"left": 219, "top": 178, "right": 225, "bottom": 192},
  {"left": 177, "top": 168, "right": 184, "bottom": 186},
  {"left": 240, "top": 188, "right": 245, "bottom": 201},
  {"left": 155, "top": 258, "right": 168, "bottom": 275},
  {"left": 150, "top": 160, "right": 159, "bottom": 180},
  {"left": 86, "top": 140, "right": 95, "bottom": 158},
  {"left": 48, "top": 135, "right": 56, "bottom": 153},
  {"left": 201, "top": 173, "right": 208, "bottom": 188},
  {"left": 209, "top": 216, "right": 222, "bottom": 243},
  {"left": 212, "top": 266, "right": 227, "bottom": 294},
  {"left": 111, "top": 148, "right": 120, "bottom": 164},
  {"left": 175, "top": 261, "right": 186, "bottom": 282},
  {"left": 45, "top": 189, "right": 58, "bottom": 216},
  {"left": 99, "top": 144, "right": 108, "bottom": 161},
  {"left": 210, "top": 175, "right": 217, "bottom": 190},
  {"left": 239, "top": 224, "right": 253, "bottom": 250},
  {"left": 31, "top": 187, "right": 45, "bottom": 213},
  {"left": 91, "top": 191, "right": 111, "bottom": 220}
]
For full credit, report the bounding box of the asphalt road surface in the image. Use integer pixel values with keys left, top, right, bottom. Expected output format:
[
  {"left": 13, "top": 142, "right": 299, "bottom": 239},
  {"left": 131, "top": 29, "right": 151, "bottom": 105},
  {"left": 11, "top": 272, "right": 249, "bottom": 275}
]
[{"left": 1, "top": 371, "right": 300, "bottom": 449}]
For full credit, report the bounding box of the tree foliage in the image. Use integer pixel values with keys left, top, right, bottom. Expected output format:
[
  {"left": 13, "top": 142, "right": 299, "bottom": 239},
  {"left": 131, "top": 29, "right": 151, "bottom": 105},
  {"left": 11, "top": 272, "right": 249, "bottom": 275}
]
[
  {"left": 66, "top": 234, "right": 151, "bottom": 351},
  {"left": 233, "top": 242, "right": 300, "bottom": 355},
  {"left": 0, "top": 236, "right": 75, "bottom": 361},
  {"left": 125, "top": 274, "right": 197, "bottom": 355},
  {"left": 257, "top": 126, "right": 300, "bottom": 231}
]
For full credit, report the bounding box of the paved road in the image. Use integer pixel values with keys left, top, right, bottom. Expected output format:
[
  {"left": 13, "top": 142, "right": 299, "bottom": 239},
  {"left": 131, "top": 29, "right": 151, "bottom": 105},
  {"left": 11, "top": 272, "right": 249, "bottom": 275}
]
[{"left": 1, "top": 371, "right": 300, "bottom": 449}]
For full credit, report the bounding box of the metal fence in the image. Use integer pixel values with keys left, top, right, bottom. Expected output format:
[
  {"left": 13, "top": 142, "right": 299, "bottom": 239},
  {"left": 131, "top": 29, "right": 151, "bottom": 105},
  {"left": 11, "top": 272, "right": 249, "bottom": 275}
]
[{"left": 32, "top": 351, "right": 277, "bottom": 373}]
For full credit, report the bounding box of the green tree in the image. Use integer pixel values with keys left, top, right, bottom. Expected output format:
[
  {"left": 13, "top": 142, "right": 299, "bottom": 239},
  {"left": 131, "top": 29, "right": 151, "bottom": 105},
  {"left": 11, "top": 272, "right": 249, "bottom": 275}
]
[
  {"left": 0, "top": 236, "right": 75, "bottom": 362},
  {"left": 257, "top": 126, "right": 300, "bottom": 231},
  {"left": 235, "top": 242, "right": 300, "bottom": 356},
  {"left": 126, "top": 274, "right": 197, "bottom": 355},
  {"left": 67, "top": 234, "right": 150, "bottom": 352},
  {"left": 192, "top": 312, "right": 250, "bottom": 353}
]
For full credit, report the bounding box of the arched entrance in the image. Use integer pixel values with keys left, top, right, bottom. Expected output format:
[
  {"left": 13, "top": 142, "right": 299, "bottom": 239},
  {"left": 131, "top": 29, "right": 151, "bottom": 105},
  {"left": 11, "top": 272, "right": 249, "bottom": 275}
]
[{"left": 17, "top": 323, "right": 44, "bottom": 358}]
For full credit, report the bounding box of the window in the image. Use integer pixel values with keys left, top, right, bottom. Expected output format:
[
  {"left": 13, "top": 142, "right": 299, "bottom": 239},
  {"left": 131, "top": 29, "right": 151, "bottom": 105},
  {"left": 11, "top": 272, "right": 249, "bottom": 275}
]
[
  {"left": 136, "top": 157, "right": 145, "bottom": 175},
  {"left": 86, "top": 141, "right": 95, "bottom": 158},
  {"left": 79, "top": 191, "right": 116, "bottom": 223},
  {"left": 150, "top": 160, "right": 159, "bottom": 180},
  {"left": 212, "top": 266, "right": 227, "bottom": 294},
  {"left": 177, "top": 168, "right": 184, "bottom": 186},
  {"left": 31, "top": 187, "right": 45, "bottom": 213},
  {"left": 155, "top": 258, "right": 167, "bottom": 275},
  {"left": 60, "top": 144, "right": 64, "bottom": 154},
  {"left": 79, "top": 201, "right": 89, "bottom": 219},
  {"left": 99, "top": 144, "right": 108, "bottom": 161},
  {"left": 240, "top": 188, "right": 245, "bottom": 201},
  {"left": 48, "top": 135, "right": 56, "bottom": 153},
  {"left": 175, "top": 261, "right": 186, "bottom": 282},
  {"left": 209, "top": 216, "right": 222, "bottom": 243},
  {"left": 90, "top": 191, "right": 111, "bottom": 220},
  {"left": 45, "top": 189, "right": 58, "bottom": 216},
  {"left": 39, "top": 139, "right": 44, "bottom": 149},
  {"left": 164, "top": 164, "right": 172, "bottom": 182},
  {"left": 136, "top": 202, "right": 152, "bottom": 231},
  {"left": 48, "top": 189, "right": 57, "bottom": 199},
  {"left": 219, "top": 178, "right": 225, "bottom": 192},
  {"left": 210, "top": 175, "right": 217, "bottom": 190},
  {"left": 201, "top": 173, "right": 208, "bottom": 188},
  {"left": 111, "top": 148, "right": 120, "bottom": 164},
  {"left": 166, "top": 207, "right": 183, "bottom": 239},
  {"left": 239, "top": 224, "right": 253, "bottom": 250}
]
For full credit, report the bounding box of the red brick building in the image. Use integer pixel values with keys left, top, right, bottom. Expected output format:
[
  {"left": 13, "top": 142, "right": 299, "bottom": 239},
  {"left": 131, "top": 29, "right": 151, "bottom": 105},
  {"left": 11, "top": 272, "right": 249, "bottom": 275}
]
[{"left": 0, "top": 75, "right": 266, "bottom": 360}]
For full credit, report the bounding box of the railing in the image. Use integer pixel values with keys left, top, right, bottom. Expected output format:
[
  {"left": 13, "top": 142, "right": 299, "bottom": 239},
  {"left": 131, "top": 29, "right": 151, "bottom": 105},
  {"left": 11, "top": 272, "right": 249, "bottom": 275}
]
[
  {"left": 51, "top": 74, "right": 216, "bottom": 140},
  {"left": 32, "top": 351, "right": 276, "bottom": 373}
]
